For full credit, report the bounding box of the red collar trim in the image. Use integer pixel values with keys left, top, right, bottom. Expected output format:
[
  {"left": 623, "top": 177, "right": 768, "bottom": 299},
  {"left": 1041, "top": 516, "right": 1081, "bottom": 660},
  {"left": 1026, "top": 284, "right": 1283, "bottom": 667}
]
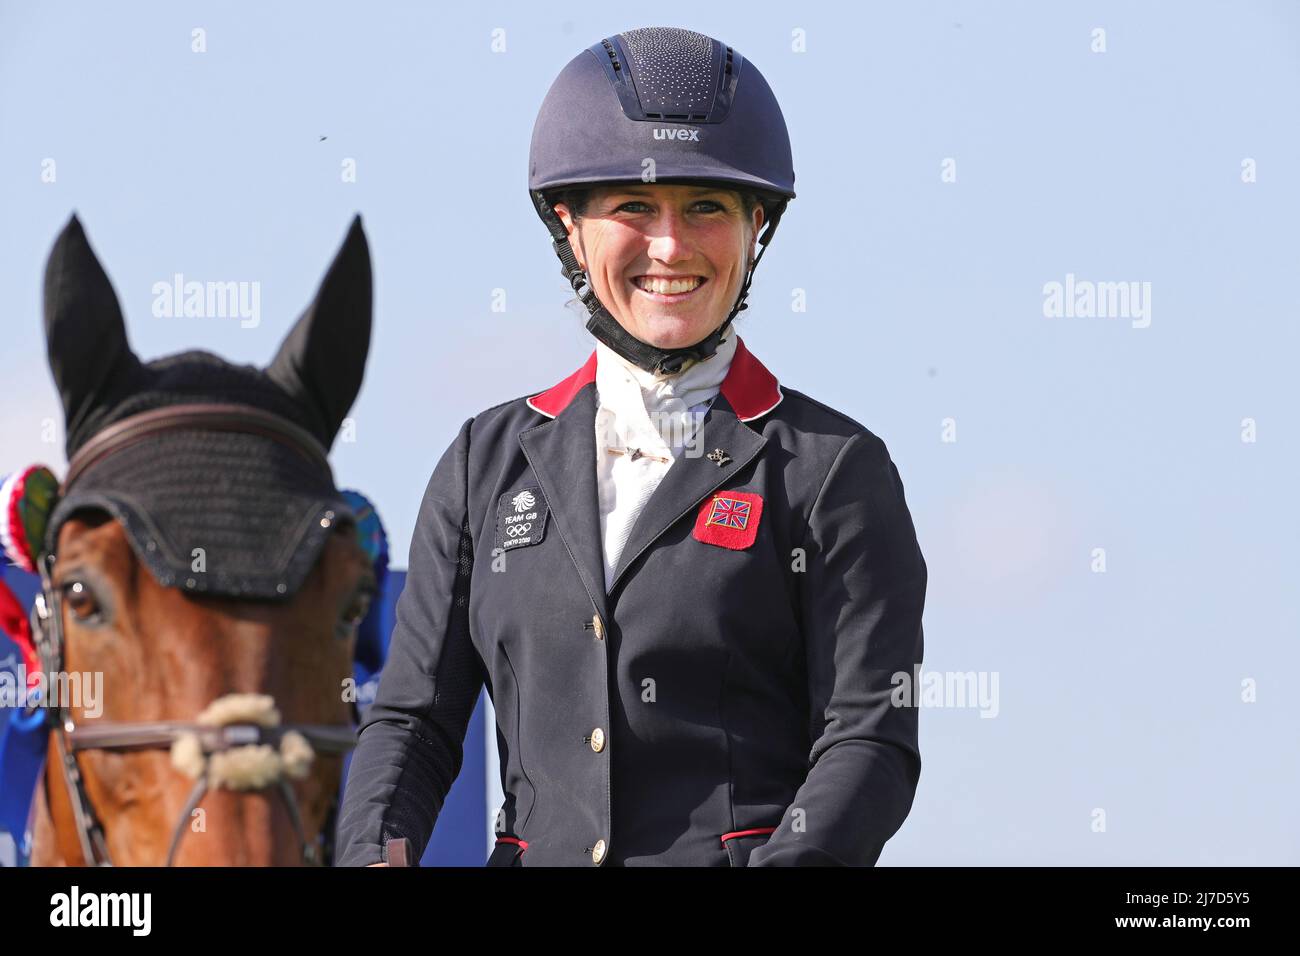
[
  {"left": 720, "top": 337, "right": 784, "bottom": 422},
  {"left": 525, "top": 336, "right": 783, "bottom": 423},
  {"left": 524, "top": 349, "right": 598, "bottom": 419}
]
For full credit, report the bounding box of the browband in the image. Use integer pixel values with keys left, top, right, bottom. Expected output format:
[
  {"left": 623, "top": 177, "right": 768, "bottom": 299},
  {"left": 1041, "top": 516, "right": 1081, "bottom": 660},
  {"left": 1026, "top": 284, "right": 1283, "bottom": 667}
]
[{"left": 62, "top": 403, "right": 334, "bottom": 492}]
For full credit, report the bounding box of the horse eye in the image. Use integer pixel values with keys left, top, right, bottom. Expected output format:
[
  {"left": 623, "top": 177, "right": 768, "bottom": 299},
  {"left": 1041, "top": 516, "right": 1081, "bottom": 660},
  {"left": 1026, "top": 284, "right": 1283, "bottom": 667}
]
[{"left": 62, "top": 580, "right": 102, "bottom": 623}]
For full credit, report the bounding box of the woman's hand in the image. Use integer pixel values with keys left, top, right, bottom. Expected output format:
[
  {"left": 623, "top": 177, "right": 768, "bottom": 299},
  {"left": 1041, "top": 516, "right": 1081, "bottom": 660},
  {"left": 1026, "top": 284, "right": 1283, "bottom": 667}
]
[{"left": 366, "top": 862, "right": 389, "bottom": 867}]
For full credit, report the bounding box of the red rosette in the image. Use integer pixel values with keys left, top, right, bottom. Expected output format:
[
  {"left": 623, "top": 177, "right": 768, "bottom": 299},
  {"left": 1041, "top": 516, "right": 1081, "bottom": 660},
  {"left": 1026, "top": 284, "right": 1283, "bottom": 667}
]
[
  {"left": 0, "top": 574, "right": 40, "bottom": 681},
  {"left": 1, "top": 465, "right": 58, "bottom": 574}
]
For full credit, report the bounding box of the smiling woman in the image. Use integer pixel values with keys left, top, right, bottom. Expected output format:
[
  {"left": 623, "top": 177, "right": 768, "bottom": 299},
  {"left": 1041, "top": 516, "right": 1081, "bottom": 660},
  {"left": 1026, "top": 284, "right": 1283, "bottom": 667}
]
[
  {"left": 337, "top": 26, "right": 928, "bottom": 869},
  {"left": 551, "top": 184, "right": 765, "bottom": 350}
]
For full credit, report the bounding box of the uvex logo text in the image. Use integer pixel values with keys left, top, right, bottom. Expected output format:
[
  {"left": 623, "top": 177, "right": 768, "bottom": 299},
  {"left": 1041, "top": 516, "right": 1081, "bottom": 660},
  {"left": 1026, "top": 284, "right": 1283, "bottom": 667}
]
[{"left": 653, "top": 127, "right": 700, "bottom": 141}]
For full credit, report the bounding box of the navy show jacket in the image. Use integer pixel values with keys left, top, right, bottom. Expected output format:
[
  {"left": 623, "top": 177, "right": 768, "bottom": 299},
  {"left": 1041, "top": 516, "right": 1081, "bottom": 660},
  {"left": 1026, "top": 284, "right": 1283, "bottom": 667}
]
[{"left": 335, "top": 336, "right": 927, "bottom": 866}]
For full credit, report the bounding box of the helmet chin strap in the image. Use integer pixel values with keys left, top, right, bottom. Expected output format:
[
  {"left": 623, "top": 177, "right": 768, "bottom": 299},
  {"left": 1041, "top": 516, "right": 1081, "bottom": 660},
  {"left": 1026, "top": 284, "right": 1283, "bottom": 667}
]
[{"left": 532, "top": 189, "right": 786, "bottom": 376}]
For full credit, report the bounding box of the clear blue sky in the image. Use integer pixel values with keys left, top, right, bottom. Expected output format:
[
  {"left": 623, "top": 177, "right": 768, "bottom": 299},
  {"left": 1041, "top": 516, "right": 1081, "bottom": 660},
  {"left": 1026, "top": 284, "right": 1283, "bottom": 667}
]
[{"left": 2, "top": 1, "right": 1297, "bottom": 864}]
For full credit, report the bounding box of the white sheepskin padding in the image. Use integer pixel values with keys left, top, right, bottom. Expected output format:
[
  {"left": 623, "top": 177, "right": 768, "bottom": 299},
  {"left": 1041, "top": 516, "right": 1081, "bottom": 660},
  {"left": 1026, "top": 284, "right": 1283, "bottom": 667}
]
[
  {"left": 196, "top": 693, "right": 281, "bottom": 728},
  {"left": 207, "top": 744, "right": 283, "bottom": 790},
  {"left": 279, "top": 730, "right": 314, "bottom": 779},
  {"left": 167, "top": 694, "right": 319, "bottom": 789},
  {"left": 170, "top": 732, "right": 206, "bottom": 779}
]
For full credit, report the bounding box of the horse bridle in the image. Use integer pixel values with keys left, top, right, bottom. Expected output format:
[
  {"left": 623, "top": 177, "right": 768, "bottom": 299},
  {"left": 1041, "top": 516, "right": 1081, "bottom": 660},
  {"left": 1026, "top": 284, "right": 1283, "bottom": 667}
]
[{"left": 32, "top": 402, "right": 359, "bottom": 867}]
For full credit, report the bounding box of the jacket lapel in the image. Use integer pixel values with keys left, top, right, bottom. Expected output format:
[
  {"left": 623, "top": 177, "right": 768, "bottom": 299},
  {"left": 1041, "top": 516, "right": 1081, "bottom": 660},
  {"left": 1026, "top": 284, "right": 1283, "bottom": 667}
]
[
  {"left": 517, "top": 382, "right": 610, "bottom": 620},
  {"left": 607, "top": 391, "right": 767, "bottom": 595},
  {"left": 519, "top": 334, "right": 782, "bottom": 605}
]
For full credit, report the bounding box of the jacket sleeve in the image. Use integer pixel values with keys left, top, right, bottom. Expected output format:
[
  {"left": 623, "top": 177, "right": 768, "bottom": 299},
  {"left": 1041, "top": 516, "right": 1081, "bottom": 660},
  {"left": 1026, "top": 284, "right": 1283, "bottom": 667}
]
[
  {"left": 747, "top": 430, "right": 927, "bottom": 866},
  {"left": 333, "top": 417, "right": 485, "bottom": 866}
]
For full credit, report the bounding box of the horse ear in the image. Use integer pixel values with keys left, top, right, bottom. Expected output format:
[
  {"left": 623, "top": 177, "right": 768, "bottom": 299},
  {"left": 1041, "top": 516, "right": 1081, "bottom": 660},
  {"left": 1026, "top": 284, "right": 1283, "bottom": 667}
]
[
  {"left": 265, "top": 215, "right": 372, "bottom": 447},
  {"left": 43, "top": 214, "right": 143, "bottom": 457}
]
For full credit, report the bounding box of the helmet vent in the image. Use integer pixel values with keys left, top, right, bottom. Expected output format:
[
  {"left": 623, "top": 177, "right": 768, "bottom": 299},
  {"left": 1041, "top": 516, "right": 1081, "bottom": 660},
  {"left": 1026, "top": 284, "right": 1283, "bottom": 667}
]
[
  {"left": 620, "top": 27, "right": 716, "bottom": 118},
  {"left": 600, "top": 38, "right": 622, "bottom": 72}
]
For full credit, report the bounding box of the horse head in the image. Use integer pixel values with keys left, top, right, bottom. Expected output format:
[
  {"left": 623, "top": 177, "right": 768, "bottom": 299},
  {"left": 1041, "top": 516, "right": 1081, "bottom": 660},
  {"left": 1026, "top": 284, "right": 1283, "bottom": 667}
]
[{"left": 26, "top": 214, "right": 376, "bottom": 866}]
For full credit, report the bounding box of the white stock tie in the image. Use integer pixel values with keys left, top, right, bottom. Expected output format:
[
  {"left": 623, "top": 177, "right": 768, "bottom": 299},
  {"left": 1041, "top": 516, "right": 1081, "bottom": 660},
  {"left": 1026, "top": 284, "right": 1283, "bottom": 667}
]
[{"left": 593, "top": 332, "right": 738, "bottom": 592}]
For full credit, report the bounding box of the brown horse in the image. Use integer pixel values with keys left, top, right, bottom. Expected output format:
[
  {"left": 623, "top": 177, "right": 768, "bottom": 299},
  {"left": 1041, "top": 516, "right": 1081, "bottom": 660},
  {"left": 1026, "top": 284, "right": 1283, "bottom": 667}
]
[{"left": 24, "top": 215, "right": 376, "bottom": 866}]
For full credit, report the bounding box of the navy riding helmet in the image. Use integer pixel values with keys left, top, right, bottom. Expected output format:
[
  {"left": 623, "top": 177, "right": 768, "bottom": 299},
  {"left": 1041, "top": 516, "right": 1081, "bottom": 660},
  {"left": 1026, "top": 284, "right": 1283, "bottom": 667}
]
[{"left": 528, "top": 26, "right": 796, "bottom": 375}]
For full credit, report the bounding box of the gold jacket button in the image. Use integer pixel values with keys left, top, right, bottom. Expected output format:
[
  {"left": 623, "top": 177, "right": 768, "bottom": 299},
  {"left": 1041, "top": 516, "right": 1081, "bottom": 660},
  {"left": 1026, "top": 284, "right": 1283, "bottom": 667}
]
[
  {"left": 592, "top": 839, "right": 607, "bottom": 865},
  {"left": 591, "top": 614, "right": 604, "bottom": 640},
  {"left": 590, "top": 727, "right": 605, "bottom": 752}
]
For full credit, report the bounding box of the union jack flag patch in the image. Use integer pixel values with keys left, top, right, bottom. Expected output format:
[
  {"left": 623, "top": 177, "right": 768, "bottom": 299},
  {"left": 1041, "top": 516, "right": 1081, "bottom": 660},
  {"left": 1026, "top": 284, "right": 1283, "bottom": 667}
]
[{"left": 692, "top": 490, "right": 763, "bottom": 550}]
